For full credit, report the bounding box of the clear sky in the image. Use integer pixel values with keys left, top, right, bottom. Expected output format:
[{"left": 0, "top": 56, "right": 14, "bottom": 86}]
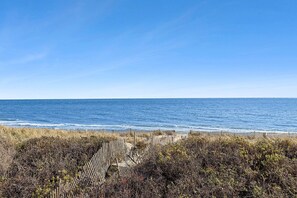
[{"left": 0, "top": 0, "right": 297, "bottom": 99}]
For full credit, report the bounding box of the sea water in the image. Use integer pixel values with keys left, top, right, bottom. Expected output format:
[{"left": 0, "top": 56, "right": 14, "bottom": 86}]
[{"left": 0, "top": 98, "right": 296, "bottom": 133}]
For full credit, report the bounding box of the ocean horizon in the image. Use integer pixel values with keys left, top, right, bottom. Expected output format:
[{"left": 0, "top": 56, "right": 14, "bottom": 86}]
[{"left": 0, "top": 98, "right": 297, "bottom": 133}]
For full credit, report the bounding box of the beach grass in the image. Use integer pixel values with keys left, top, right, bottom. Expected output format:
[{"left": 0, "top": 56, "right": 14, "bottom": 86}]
[
  {"left": 1, "top": 126, "right": 297, "bottom": 197},
  {"left": 0, "top": 125, "right": 120, "bottom": 145}
]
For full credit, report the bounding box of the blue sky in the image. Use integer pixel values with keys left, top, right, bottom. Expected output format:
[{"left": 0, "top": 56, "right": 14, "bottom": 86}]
[{"left": 0, "top": 0, "right": 297, "bottom": 99}]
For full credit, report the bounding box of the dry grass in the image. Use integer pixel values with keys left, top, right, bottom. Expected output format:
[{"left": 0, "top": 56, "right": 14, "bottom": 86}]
[
  {"left": 0, "top": 125, "right": 120, "bottom": 145},
  {"left": 1, "top": 136, "right": 115, "bottom": 198},
  {"left": 0, "top": 126, "right": 122, "bottom": 197},
  {"left": 0, "top": 139, "right": 15, "bottom": 178},
  {"left": 0, "top": 125, "right": 158, "bottom": 147},
  {"left": 2, "top": 125, "right": 297, "bottom": 197},
  {"left": 0, "top": 125, "right": 157, "bottom": 177},
  {"left": 188, "top": 131, "right": 297, "bottom": 146}
]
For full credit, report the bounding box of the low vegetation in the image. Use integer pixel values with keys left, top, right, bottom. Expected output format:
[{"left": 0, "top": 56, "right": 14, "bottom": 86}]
[
  {"left": 1, "top": 126, "right": 297, "bottom": 197},
  {"left": 96, "top": 134, "right": 297, "bottom": 198},
  {"left": 0, "top": 126, "right": 118, "bottom": 197},
  {"left": 0, "top": 138, "right": 15, "bottom": 179},
  {"left": 0, "top": 125, "right": 118, "bottom": 145},
  {"left": 2, "top": 136, "right": 116, "bottom": 198}
]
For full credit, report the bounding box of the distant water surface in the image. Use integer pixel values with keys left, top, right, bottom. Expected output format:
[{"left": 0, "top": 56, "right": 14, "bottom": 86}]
[{"left": 0, "top": 99, "right": 297, "bottom": 133}]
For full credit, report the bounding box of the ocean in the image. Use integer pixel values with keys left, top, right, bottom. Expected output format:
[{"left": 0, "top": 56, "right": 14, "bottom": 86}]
[{"left": 0, "top": 98, "right": 296, "bottom": 133}]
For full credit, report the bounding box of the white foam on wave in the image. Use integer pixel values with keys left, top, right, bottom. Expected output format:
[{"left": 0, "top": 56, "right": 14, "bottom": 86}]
[{"left": 0, "top": 120, "right": 296, "bottom": 134}]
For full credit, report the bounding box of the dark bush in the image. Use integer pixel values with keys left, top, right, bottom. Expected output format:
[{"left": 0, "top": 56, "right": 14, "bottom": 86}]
[
  {"left": 95, "top": 137, "right": 297, "bottom": 198},
  {"left": 1, "top": 136, "right": 112, "bottom": 198}
]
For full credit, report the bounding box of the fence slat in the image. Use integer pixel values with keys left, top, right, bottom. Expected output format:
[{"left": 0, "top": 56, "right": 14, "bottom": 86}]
[{"left": 50, "top": 139, "right": 126, "bottom": 198}]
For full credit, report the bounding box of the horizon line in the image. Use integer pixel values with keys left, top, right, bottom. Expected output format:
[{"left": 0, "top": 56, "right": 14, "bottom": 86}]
[{"left": 1, "top": 97, "right": 297, "bottom": 100}]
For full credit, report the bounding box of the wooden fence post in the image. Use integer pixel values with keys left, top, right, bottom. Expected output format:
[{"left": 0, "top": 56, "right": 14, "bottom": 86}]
[
  {"left": 116, "top": 158, "right": 120, "bottom": 177},
  {"left": 134, "top": 131, "right": 136, "bottom": 148}
]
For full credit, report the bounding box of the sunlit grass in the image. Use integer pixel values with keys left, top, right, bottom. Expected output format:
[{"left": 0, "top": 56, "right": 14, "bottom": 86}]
[{"left": 0, "top": 125, "right": 120, "bottom": 145}]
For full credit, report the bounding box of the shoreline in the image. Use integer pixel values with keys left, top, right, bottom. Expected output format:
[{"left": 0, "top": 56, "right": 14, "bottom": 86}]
[{"left": 1, "top": 124, "right": 297, "bottom": 136}]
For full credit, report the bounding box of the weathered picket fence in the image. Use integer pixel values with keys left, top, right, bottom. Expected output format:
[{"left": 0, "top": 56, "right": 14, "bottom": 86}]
[
  {"left": 150, "top": 134, "right": 187, "bottom": 146},
  {"left": 50, "top": 139, "right": 127, "bottom": 198}
]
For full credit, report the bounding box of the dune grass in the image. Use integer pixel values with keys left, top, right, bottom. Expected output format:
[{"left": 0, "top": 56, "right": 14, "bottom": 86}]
[
  {"left": 0, "top": 125, "right": 154, "bottom": 197},
  {"left": 0, "top": 125, "right": 120, "bottom": 197},
  {"left": 1, "top": 126, "right": 297, "bottom": 197},
  {"left": 0, "top": 125, "right": 120, "bottom": 145}
]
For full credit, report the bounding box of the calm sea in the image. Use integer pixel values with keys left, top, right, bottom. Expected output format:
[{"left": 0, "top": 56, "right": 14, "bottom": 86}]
[{"left": 0, "top": 99, "right": 297, "bottom": 133}]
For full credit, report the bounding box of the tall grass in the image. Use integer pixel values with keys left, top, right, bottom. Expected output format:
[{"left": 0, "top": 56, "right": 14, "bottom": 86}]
[{"left": 0, "top": 125, "right": 119, "bottom": 145}]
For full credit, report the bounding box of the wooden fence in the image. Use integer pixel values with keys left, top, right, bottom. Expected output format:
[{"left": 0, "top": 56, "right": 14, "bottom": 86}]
[{"left": 50, "top": 139, "right": 127, "bottom": 198}]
